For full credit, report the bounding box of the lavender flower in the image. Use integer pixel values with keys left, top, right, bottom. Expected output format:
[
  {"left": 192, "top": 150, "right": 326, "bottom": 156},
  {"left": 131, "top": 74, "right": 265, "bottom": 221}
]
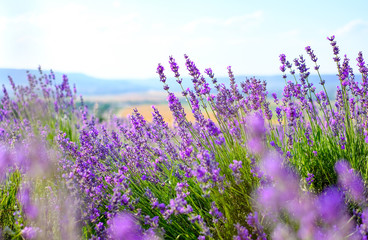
[
  {"left": 108, "top": 212, "right": 144, "bottom": 240},
  {"left": 167, "top": 92, "right": 187, "bottom": 127},
  {"left": 18, "top": 185, "right": 39, "bottom": 220},
  {"left": 305, "top": 46, "right": 318, "bottom": 62},
  {"left": 327, "top": 35, "right": 341, "bottom": 63},
  {"left": 21, "top": 226, "right": 40, "bottom": 239},
  {"left": 246, "top": 113, "right": 266, "bottom": 155},
  {"left": 271, "top": 93, "right": 278, "bottom": 104},
  {"left": 169, "top": 56, "right": 180, "bottom": 79},
  {"left": 184, "top": 54, "right": 200, "bottom": 83},
  {"left": 306, "top": 173, "right": 314, "bottom": 185},
  {"left": 229, "top": 160, "right": 243, "bottom": 184},
  {"left": 204, "top": 68, "right": 215, "bottom": 79},
  {"left": 335, "top": 161, "right": 365, "bottom": 203},
  {"left": 357, "top": 51, "right": 368, "bottom": 85},
  {"left": 246, "top": 212, "right": 267, "bottom": 240},
  {"left": 317, "top": 187, "right": 346, "bottom": 224},
  {"left": 163, "top": 182, "right": 193, "bottom": 219},
  {"left": 233, "top": 223, "right": 252, "bottom": 240},
  {"left": 209, "top": 201, "right": 225, "bottom": 223},
  {"left": 279, "top": 54, "right": 286, "bottom": 65},
  {"left": 156, "top": 64, "right": 169, "bottom": 91}
]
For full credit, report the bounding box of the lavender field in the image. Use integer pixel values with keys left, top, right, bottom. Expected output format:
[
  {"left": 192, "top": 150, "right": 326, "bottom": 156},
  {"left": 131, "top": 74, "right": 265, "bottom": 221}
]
[{"left": 1, "top": 36, "right": 368, "bottom": 239}]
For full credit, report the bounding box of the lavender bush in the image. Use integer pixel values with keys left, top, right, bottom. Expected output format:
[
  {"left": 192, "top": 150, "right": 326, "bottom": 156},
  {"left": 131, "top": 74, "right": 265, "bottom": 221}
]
[
  {"left": 1, "top": 36, "right": 368, "bottom": 239},
  {"left": 0, "top": 68, "right": 81, "bottom": 239}
]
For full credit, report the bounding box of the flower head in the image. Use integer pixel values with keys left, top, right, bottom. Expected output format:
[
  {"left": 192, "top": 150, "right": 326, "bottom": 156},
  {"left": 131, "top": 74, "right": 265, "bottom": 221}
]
[
  {"left": 108, "top": 213, "right": 143, "bottom": 240},
  {"left": 335, "top": 161, "right": 365, "bottom": 203}
]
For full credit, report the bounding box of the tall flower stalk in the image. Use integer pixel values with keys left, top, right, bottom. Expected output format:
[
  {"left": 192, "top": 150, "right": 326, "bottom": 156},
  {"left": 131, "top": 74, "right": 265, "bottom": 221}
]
[{"left": 2, "top": 36, "right": 368, "bottom": 239}]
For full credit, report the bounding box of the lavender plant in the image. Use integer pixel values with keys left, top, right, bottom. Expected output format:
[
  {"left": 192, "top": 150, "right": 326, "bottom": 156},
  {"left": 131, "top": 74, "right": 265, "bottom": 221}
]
[
  {"left": 2, "top": 35, "right": 368, "bottom": 240},
  {"left": 273, "top": 36, "right": 368, "bottom": 192},
  {"left": 0, "top": 68, "right": 81, "bottom": 239}
]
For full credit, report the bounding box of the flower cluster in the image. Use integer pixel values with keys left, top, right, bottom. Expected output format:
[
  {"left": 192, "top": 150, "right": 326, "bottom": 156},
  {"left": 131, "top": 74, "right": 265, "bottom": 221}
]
[{"left": 2, "top": 36, "right": 368, "bottom": 240}]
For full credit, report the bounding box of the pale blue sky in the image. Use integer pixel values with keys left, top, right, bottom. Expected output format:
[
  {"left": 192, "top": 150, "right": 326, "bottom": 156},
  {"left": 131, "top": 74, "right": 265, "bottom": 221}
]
[{"left": 0, "top": 0, "right": 367, "bottom": 79}]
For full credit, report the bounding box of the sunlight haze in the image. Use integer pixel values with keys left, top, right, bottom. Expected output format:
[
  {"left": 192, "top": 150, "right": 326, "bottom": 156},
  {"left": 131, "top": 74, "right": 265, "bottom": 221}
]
[{"left": 0, "top": 0, "right": 367, "bottom": 79}]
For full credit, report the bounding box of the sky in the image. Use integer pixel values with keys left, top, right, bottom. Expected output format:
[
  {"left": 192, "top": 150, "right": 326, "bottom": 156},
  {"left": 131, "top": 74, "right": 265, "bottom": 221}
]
[{"left": 0, "top": 0, "right": 368, "bottom": 80}]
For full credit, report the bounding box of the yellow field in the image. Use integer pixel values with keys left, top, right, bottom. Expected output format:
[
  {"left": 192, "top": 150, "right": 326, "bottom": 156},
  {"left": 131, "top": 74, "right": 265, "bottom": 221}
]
[
  {"left": 119, "top": 103, "right": 216, "bottom": 125},
  {"left": 87, "top": 91, "right": 280, "bottom": 126},
  {"left": 84, "top": 91, "right": 168, "bottom": 103},
  {"left": 118, "top": 103, "right": 283, "bottom": 127}
]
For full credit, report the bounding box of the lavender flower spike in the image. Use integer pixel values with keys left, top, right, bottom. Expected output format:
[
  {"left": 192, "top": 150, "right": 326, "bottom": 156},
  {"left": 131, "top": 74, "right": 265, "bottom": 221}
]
[
  {"left": 156, "top": 63, "right": 169, "bottom": 91},
  {"left": 169, "top": 56, "right": 180, "bottom": 79},
  {"left": 108, "top": 212, "right": 144, "bottom": 240},
  {"left": 335, "top": 161, "right": 365, "bottom": 204}
]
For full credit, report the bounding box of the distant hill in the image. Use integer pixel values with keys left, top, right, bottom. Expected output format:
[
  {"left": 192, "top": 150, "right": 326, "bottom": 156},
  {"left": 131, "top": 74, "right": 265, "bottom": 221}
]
[
  {"left": 0, "top": 68, "right": 157, "bottom": 96},
  {"left": 0, "top": 68, "right": 356, "bottom": 98}
]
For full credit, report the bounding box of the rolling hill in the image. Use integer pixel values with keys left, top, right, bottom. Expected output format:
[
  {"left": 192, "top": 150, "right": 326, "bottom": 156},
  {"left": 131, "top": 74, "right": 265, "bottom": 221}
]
[{"left": 0, "top": 68, "right": 353, "bottom": 98}]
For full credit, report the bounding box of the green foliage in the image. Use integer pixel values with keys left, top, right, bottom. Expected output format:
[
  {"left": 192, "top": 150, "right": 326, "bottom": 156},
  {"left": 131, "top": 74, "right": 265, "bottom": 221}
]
[{"left": 0, "top": 171, "right": 23, "bottom": 239}]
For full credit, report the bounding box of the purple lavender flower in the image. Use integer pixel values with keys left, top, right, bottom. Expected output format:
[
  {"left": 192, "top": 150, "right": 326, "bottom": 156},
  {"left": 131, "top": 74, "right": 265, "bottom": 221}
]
[
  {"left": 156, "top": 64, "right": 166, "bottom": 83},
  {"left": 209, "top": 201, "right": 224, "bottom": 223},
  {"left": 271, "top": 93, "right": 278, "bottom": 104},
  {"left": 0, "top": 146, "right": 12, "bottom": 182},
  {"left": 229, "top": 160, "right": 243, "bottom": 184},
  {"left": 246, "top": 113, "right": 267, "bottom": 155},
  {"left": 167, "top": 92, "right": 187, "bottom": 127},
  {"left": 280, "top": 64, "right": 286, "bottom": 73},
  {"left": 227, "top": 66, "right": 243, "bottom": 101},
  {"left": 258, "top": 153, "right": 299, "bottom": 212},
  {"left": 205, "top": 119, "right": 221, "bottom": 137},
  {"left": 184, "top": 54, "right": 200, "bottom": 83},
  {"left": 21, "top": 227, "right": 40, "bottom": 239},
  {"left": 169, "top": 56, "right": 180, "bottom": 79},
  {"left": 304, "top": 126, "right": 313, "bottom": 146},
  {"left": 306, "top": 173, "right": 314, "bottom": 185},
  {"left": 108, "top": 212, "right": 144, "bottom": 240},
  {"left": 246, "top": 212, "right": 267, "bottom": 240},
  {"left": 279, "top": 54, "right": 286, "bottom": 65},
  {"left": 18, "top": 185, "right": 39, "bottom": 220},
  {"left": 156, "top": 64, "right": 169, "bottom": 91},
  {"left": 327, "top": 35, "right": 335, "bottom": 41},
  {"left": 295, "top": 55, "right": 310, "bottom": 84},
  {"left": 317, "top": 187, "right": 346, "bottom": 224},
  {"left": 233, "top": 223, "right": 252, "bottom": 240},
  {"left": 229, "top": 160, "right": 242, "bottom": 173},
  {"left": 339, "top": 55, "right": 354, "bottom": 88},
  {"left": 357, "top": 51, "right": 368, "bottom": 85},
  {"left": 256, "top": 150, "right": 360, "bottom": 239},
  {"left": 188, "top": 214, "right": 212, "bottom": 238},
  {"left": 247, "top": 113, "right": 266, "bottom": 137},
  {"left": 163, "top": 182, "right": 193, "bottom": 219},
  {"left": 327, "top": 35, "right": 341, "bottom": 63},
  {"left": 305, "top": 46, "right": 318, "bottom": 63},
  {"left": 358, "top": 208, "right": 368, "bottom": 238},
  {"left": 335, "top": 161, "right": 365, "bottom": 203},
  {"left": 275, "top": 107, "right": 282, "bottom": 125},
  {"left": 205, "top": 68, "right": 215, "bottom": 79}
]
